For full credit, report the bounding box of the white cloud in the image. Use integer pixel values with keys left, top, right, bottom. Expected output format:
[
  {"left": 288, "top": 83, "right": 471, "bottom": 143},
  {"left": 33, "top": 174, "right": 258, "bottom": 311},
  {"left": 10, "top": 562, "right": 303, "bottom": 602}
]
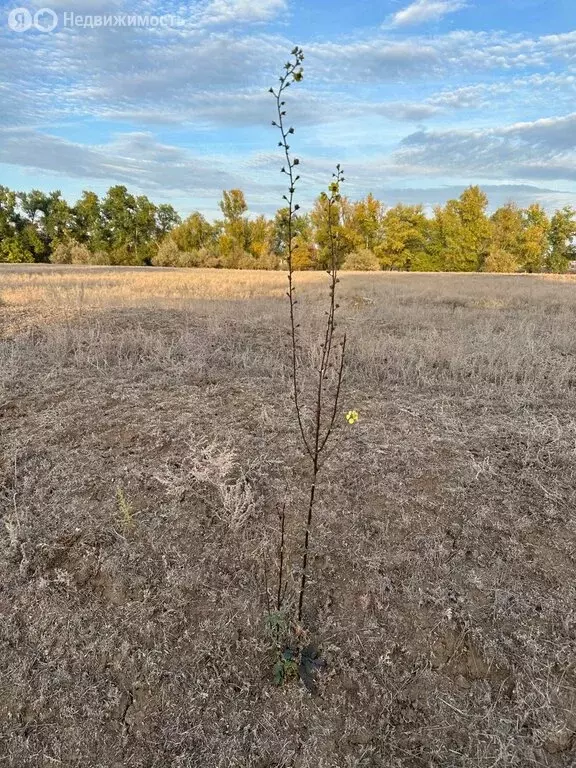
[
  {"left": 241, "top": 151, "right": 576, "bottom": 213},
  {"left": 373, "top": 102, "right": 442, "bottom": 121},
  {"left": 389, "top": 0, "right": 467, "bottom": 27},
  {"left": 0, "top": 128, "right": 242, "bottom": 198},
  {"left": 423, "top": 74, "right": 576, "bottom": 112},
  {"left": 201, "top": 0, "right": 287, "bottom": 25},
  {"left": 1, "top": 124, "right": 573, "bottom": 217},
  {"left": 1, "top": 7, "right": 575, "bottom": 213},
  {"left": 307, "top": 29, "right": 575, "bottom": 84},
  {"left": 394, "top": 113, "right": 576, "bottom": 182},
  {"left": 26, "top": 0, "right": 286, "bottom": 25}
]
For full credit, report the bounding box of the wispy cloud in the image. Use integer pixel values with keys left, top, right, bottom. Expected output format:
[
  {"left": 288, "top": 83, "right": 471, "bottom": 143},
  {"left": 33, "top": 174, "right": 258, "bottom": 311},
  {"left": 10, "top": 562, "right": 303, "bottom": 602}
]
[
  {"left": 0, "top": 0, "right": 574, "bottom": 216},
  {"left": 388, "top": 0, "right": 467, "bottom": 27},
  {"left": 395, "top": 113, "right": 576, "bottom": 181},
  {"left": 0, "top": 128, "right": 240, "bottom": 197},
  {"left": 201, "top": 0, "right": 287, "bottom": 25}
]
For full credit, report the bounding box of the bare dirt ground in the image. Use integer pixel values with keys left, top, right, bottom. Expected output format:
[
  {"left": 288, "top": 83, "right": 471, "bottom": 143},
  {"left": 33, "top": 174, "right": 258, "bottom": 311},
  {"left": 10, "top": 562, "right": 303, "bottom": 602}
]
[{"left": 1, "top": 265, "right": 576, "bottom": 767}]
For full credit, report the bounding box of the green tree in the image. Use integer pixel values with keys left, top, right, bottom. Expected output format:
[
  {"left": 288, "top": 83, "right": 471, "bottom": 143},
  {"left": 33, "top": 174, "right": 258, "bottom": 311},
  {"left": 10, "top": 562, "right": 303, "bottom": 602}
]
[
  {"left": 18, "top": 189, "right": 53, "bottom": 261},
  {"left": 71, "top": 191, "right": 107, "bottom": 253},
  {"left": 439, "top": 187, "right": 491, "bottom": 271},
  {"left": 219, "top": 189, "right": 248, "bottom": 222},
  {"left": 0, "top": 186, "right": 24, "bottom": 262},
  {"left": 133, "top": 195, "right": 159, "bottom": 264},
  {"left": 101, "top": 186, "right": 157, "bottom": 265},
  {"left": 20, "top": 189, "right": 49, "bottom": 226},
  {"left": 485, "top": 202, "right": 523, "bottom": 272},
  {"left": 101, "top": 185, "right": 135, "bottom": 260},
  {"left": 243, "top": 214, "right": 275, "bottom": 268},
  {"left": 272, "top": 207, "right": 310, "bottom": 265},
  {"left": 3, "top": 180, "right": 575, "bottom": 272},
  {"left": 378, "top": 204, "right": 428, "bottom": 270},
  {"left": 44, "top": 191, "right": 72, "bottom": 248},
  {"left": 17, "top": 224, "right": 45, "bottom": 262},
  {"left": 215, "top": 190, "right": 276, "bottom": 268},
  {"left": 343, "top": 193, "right": 384, "bottom": 252},
  {"left": 216, "top": 189, "right": 250, "bottom": 267},
  {"left": 156, "top": 204, "right": 180, "bottom": 238},
  {"left": 547, "top": 206, "right": 576, "bottom": 272},
  {"left": 0, "top": 186, "right": 18, "bottom": 235},
  {"left": 171, "top": 211, "right": 215, "bottom": 253},
  {"left": 310, "top": 192, "right": 354, "bottom": 269},
  {"left": 518, "top": 203, "right": 549, "bottom": 273}
]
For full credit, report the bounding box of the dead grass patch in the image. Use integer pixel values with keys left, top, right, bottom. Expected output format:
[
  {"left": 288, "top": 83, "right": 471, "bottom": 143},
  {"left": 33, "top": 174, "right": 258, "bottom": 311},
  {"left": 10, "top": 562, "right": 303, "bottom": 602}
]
[{"left": 1, "top": 266, "right": 576, "bottom": 766}]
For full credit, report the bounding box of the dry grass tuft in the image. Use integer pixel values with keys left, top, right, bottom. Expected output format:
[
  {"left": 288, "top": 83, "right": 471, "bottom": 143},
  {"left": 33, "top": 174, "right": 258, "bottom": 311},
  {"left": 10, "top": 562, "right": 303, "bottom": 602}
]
[{"left": 2, "top": 265, "right": 576, "bottom": 766}]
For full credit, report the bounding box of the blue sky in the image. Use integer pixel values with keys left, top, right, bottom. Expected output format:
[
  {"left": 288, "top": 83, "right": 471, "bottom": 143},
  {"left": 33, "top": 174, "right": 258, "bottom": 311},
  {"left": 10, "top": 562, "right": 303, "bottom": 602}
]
[{"left": 0, "top": 0, "right": 575, "bottom": 218}]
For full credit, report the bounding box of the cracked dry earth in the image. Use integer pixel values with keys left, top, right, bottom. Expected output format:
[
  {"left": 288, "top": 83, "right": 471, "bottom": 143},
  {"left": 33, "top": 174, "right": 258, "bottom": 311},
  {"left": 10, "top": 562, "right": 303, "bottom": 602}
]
[{"left": 1, "top": 265, "right": 576, "bottom": 767}]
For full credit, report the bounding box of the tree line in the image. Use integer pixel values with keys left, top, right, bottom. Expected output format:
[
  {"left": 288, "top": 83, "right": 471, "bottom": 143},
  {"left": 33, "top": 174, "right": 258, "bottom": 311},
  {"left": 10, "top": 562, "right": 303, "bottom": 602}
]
[{"left": 1, "top": 183, "right": 575, "bottom": 272}]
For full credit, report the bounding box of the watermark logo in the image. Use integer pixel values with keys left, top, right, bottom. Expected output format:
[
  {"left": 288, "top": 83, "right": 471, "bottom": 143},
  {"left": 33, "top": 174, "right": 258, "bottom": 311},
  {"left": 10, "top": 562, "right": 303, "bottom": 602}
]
[
  {"left": 6, "top": 6, "right": 185, "bottom": 32},
  {"left": 8, "top": 7, "right": 32, "bottom": 31},
  {"left": 8, "top": 6, "right": 57, "bottom": 31},
  {"left": 34, "top": 7, "right": 58, "bottom": 32}
]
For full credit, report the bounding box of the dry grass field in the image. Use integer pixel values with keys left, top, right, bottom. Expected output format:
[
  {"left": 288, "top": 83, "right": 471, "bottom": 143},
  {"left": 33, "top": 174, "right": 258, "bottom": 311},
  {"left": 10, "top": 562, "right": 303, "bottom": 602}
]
[{"left": 2, "top": 265, "right": 576, "bottom": 767}]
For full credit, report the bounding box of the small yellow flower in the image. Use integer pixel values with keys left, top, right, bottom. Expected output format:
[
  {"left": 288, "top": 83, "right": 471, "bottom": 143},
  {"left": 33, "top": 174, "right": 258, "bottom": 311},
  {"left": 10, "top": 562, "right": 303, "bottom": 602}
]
[{"left": 345, "top": 410, "right": 359, "bottom": 425}]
